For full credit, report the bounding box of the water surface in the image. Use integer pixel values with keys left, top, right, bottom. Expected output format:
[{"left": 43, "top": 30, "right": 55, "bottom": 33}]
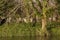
[{"left": 0, "top": 36, "right": 60, "bottom": 40}]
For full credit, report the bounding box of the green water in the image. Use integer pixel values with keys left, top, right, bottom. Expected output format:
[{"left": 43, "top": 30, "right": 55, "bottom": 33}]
[{"left": 0, "top": 36, "right": 60, "bottom": 40}]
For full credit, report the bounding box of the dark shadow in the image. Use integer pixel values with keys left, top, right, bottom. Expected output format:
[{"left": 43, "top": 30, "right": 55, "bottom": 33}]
[{"left": 0, "top": 18, "right": 7, "bottom": 26}]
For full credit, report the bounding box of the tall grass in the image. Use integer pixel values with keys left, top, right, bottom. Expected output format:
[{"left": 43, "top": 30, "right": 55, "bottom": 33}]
[{"left": 0, "top": 21, "right": 60, "bottom": 37}]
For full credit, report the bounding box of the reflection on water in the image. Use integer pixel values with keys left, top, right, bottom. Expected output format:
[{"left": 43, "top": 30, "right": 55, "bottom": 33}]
[{"left": 0, "top": 36, "right": 60, "bottom": 40}]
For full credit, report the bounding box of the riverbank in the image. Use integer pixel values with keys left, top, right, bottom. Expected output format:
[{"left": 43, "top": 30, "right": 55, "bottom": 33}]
[{"left": 0, "top": 22, "right": 60, "bottom": 37}]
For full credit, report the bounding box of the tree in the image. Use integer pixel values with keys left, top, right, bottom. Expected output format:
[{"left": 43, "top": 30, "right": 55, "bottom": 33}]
[{"left": 30, "top": 0, "right": 57, "bottom": 36}]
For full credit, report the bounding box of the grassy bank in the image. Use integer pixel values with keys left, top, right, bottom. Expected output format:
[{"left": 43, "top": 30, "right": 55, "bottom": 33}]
[
  {"left": 0, "top": 22, "right": 40, "bottom": 37},
  {"left": 0, "top": 22, "right": 60, "bottom": 37}
]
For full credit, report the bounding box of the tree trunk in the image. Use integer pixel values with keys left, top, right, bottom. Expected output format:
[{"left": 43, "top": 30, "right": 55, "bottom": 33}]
[
  {"left": 42, "top": 18, "right": 46, "bottom": 30},
  {"left": 41, "top": 13, "right": 49, "bottom": 36}
]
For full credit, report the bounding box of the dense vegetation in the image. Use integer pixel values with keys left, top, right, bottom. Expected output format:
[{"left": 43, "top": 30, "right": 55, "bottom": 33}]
[{"left": 0, "top": 0, "right": 60, "bottom": 37}]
